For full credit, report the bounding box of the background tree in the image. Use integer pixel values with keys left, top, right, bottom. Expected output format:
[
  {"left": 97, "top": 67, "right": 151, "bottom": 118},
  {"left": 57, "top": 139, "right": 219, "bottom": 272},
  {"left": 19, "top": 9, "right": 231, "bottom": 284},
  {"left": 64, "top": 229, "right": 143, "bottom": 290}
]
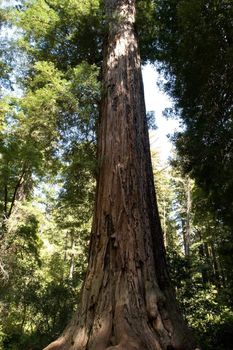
[
  {"left": 153, "top": 0, "right": 233, "bottom": 234},
  {"left": 0, "top": 2, "right": 100, "bottom": 347}
]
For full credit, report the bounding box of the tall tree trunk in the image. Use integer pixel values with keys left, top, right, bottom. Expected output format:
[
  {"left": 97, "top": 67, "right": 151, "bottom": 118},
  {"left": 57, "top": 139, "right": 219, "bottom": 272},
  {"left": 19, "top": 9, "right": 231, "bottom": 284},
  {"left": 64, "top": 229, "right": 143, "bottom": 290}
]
[
  {"left": 44, "top": 1, "right": 196, "bottom": 349},
  {"left": 184, "top": 178, "right": 192, "bottom": 257},
  {"left": 182, "top": 177, "right": 192, "bottom": 258},
  {"left": 69, "top": 231, "right": 75, "bottom": 280},
  {"left": 210, "top": 242, "right": 221, "bottom": 288}
]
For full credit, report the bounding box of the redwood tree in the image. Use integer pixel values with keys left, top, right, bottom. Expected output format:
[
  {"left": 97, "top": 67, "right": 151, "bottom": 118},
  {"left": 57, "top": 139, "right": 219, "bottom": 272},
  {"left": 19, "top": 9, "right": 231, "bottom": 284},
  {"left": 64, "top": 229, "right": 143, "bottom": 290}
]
[{"left": 44, "top": 0, "right": 195, "bottom": 349}]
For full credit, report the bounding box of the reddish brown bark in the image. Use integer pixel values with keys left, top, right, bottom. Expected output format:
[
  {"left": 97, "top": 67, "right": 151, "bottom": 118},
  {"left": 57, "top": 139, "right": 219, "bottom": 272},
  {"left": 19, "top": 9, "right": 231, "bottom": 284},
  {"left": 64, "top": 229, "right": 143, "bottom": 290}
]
[{"left": 43, "top": 1, "right": 196, "bottom": 349}]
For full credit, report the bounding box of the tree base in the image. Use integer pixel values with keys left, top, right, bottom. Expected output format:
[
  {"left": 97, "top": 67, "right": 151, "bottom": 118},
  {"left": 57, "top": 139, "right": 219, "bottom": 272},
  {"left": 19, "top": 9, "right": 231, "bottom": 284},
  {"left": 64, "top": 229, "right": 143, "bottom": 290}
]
[{"left": 44, "top": 281, "right": 196, "bottom": 350}]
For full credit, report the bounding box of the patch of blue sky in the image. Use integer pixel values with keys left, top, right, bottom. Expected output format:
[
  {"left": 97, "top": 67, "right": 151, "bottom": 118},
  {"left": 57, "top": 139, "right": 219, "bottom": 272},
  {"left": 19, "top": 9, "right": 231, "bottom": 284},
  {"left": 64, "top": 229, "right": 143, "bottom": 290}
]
[{"left": 142, "top": 64, "right": 182, "bottom": 162}]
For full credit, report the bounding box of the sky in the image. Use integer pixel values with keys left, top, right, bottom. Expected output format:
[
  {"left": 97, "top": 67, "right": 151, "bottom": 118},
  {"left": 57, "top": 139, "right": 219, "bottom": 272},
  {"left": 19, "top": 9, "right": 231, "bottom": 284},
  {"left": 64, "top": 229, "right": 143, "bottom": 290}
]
[{"left": 142, "top": 64, "right": 180, "bottom": 162}]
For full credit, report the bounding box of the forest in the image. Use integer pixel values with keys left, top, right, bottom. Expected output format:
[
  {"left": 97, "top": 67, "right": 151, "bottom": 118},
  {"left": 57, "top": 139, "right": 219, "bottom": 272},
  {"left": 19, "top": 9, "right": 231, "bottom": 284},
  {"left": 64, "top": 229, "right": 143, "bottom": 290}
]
[{"left": 0, "top": 0, "right": 232, "bottom": 349}]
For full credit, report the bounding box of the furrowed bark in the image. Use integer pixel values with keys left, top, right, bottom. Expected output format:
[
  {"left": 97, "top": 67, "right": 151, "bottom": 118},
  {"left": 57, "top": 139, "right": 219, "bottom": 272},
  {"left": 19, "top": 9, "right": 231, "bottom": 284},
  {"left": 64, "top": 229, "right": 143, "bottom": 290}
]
[{"left": 44, "top": 1, "right": 196, "bottom": 349}]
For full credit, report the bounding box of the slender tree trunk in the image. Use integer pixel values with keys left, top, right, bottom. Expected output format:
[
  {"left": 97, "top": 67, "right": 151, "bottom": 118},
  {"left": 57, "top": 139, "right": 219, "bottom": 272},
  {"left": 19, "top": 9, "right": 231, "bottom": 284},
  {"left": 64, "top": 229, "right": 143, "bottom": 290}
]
[
  {"left": 185, "top": 179, "right": 191, "bottom": 257},
  {"left": 210, "top": 242, "right": 221, "bottom": 288},
  {"left": 182, "top": 178, "right": 192, "bottom": 258},
  {"left": 162, "top": 200, "right": 167, "bottom": 247},
  {"left": 44, "top": 1, "right": 196, "bottom": 349},
  {"left": 69, "top": 231, "right": 75, "bottom": 280}
]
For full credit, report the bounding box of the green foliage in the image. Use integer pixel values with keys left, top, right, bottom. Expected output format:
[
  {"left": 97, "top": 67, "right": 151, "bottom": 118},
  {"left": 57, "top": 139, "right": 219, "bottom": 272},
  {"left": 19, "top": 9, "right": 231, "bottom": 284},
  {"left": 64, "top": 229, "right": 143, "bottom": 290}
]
[
  {"left": 0, "top": 55, "right": 97, "bottom": 349},
  {"left": 16, "top": 0, "right": 103, "bottom": 69},
  {"left": 154, "top": 0, "right": 233, "bottom": 230},
  {"left": 0, "top": 187, "right": 91, "bottom": 348},
  {"left": 0, "top": 4, "right": 99, "bottom": 347},
  {"left": 167, "top": 226, "right": 233, "bottom": 350},
  {"left": 0, "top": 7, "right": 12, "bottom": 90},
  {"left": 151, "top": 150, "right": 181, "bottom": 251},
  {"left": 153, "top": 5, "right": 233, "bottom": 338},
  {"left": 151, "top": 155, "right": 233, "bottom": 350},
  {"left": 136, "top": 0, "right": 158, "bottom": 63},
  {"left": 177, "top": 281, "right": 233, "bottom": 350}
]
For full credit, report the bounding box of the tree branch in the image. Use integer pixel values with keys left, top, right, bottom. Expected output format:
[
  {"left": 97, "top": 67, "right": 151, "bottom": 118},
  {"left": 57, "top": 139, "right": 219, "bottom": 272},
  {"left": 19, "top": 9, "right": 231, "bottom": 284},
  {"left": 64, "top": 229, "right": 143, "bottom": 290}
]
[{"left": 7, "top": 167, "right": 27, "bottom": 219}]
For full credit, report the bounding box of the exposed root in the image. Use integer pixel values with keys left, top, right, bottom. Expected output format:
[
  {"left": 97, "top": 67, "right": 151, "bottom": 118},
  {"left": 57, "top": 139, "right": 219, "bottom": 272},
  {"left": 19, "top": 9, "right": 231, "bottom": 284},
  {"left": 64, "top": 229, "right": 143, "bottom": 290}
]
[
  {"left": 43, "top": 337, "right": 68, "bottom": 350},
  {"left": 105, "top": 341, "right": 141, "bottom": 350}
]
